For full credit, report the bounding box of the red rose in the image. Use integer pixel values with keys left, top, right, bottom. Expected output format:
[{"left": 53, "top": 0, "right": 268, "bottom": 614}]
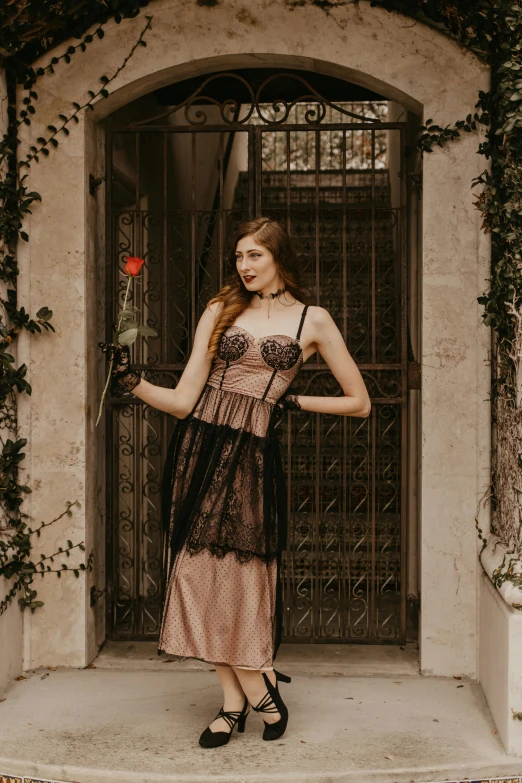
[{"left": 123, "top": 256, "right": 146, "bottom": 276}]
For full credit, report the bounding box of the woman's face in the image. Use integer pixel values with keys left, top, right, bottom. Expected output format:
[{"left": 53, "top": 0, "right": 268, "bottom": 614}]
[{"left": 235, "top": 235, "right": 282, "bottom": 294}]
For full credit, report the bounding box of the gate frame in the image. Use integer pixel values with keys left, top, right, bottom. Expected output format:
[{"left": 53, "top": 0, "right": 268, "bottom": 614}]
[{"left": 104, "top": 108, "right": 411, "bottom": 644}]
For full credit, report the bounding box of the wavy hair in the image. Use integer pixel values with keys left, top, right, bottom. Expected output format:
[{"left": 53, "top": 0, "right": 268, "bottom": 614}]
[{"left": 206, "top": 217, "right": 309, "bottom": 357}]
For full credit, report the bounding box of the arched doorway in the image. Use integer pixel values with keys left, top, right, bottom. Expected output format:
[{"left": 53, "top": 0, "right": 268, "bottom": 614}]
[{"left": 104, "top": 68, "right": 415, "bottom": 644}]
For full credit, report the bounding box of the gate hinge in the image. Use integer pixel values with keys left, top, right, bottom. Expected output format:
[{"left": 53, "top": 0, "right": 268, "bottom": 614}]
[
  {"left": 407, "top": 361, "right": 421, "bottom": 390},
  {"left": 407, "top": 324, "right": 421, "bottom": 390},
  {"left": 89, "top": 173, "right": 106, "bottom": 196},
  {"left": 90, "top": 585, "right": 106, "bottom": 607}
]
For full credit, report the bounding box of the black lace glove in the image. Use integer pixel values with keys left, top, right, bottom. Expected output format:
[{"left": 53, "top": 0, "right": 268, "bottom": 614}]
[
  {"left": 273, "top": 393, "right": 301, "bottom": 422},
  {"left": 99, "top": 342, "right": 142, "bottom": 397}
]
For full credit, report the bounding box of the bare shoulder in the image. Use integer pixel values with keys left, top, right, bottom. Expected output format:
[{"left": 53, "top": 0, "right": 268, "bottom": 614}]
[
  {"left": 194, "top": 300, "right": 223, "bottom": 338},
  {"left": 306, "top": 305, "right": 335, "bottom": 329},
  {"left": 203, "top": 300, "right": 224, "bottom": 324},
  {"left": 207, "top": 300, "right": 223, "bottom": 316}
]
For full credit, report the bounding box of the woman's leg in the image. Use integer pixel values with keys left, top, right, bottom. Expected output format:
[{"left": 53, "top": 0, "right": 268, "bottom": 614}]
[
  {"left": 232, "top": 668, "right": 281, "bottom": 724},
  {"left": 207, "top": 665, "right": 248, "bottom": 733}
]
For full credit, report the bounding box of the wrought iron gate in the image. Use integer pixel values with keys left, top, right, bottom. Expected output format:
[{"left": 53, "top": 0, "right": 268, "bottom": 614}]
[{"left": 105, "top": 71, "right": 409, "bottom": 643}]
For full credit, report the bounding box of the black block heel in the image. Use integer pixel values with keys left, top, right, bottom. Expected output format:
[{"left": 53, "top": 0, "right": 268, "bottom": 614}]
[
  {"left": 252, "top": 670, "right": 291, "bottom": 741},
  {"left": 199, "top": 695, "right": 250, "bottom": 748}
]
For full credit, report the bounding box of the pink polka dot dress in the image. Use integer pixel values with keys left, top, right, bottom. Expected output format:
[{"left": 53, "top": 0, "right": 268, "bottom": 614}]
[{"left": 157, "top": 305, "right": 309, "bottom": 670}]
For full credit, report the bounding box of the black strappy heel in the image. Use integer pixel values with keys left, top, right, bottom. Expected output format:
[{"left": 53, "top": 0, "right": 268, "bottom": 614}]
[
  {"left": 251, "top": 669, "right": 292, "bottom": 741},
  {"left": 198, "top": 694, "right": 250, "bottom": 748}
]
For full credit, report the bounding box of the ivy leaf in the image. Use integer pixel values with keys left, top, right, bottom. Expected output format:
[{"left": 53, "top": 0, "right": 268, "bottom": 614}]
[{"left": 36, "top": 307, "right": 53, "bottom": 321}]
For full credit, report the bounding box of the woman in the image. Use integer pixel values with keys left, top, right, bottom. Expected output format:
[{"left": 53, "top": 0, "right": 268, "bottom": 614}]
[{"left": 101, "top": 216, "right": 371, "bottom": 748}]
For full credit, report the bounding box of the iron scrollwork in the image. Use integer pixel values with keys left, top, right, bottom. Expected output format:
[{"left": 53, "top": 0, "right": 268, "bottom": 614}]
[{"left": 131, "top": 71, "right": 385, "bottom": 127}]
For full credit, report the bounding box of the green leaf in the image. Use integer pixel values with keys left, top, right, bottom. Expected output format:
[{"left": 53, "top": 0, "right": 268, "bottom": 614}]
[
  {"left": 137, "top": 325, "right": 157, "bottom": 337},
  {"left": 118, "top": 327, "right": 138, "bottom": 345}
]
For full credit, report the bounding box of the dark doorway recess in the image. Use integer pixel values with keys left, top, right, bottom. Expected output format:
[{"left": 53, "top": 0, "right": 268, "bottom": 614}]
[{"left": 105, "top": 68, "right": 409, "bottom": 644}]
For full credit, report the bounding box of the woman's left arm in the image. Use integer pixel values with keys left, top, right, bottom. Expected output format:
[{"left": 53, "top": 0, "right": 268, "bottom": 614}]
[{"left": 296, "top": 306, "right": 371, "bottom": 418}]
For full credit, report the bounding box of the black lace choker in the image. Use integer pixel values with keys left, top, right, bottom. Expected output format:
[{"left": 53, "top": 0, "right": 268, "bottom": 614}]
[{"left": 255, "top": 286, "right": 286, "bottom": 300}]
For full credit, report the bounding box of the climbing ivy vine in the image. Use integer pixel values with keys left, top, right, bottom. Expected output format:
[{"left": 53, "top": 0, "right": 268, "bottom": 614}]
[
  {"left": 1, "top": 0, "right": 522, "bottom": 617},
  {"left": 0, "top": 1, "right": 152, "bottom": 614}
]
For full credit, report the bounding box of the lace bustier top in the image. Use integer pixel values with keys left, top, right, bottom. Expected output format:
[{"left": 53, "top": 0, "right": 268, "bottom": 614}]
[{"left": 206, "top": 305, "right": 309, "bottom": 405}]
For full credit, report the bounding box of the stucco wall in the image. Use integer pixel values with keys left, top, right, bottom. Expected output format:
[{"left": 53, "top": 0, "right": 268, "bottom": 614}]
[
  {"left": 0, "top": 577, "right": 23, "bottom": 693},
  {"left": 479, "top": 573, "right": 522, "bottom": 754},
  {"left": 12, "top": 0, "right": 490, "bottom": 676}
]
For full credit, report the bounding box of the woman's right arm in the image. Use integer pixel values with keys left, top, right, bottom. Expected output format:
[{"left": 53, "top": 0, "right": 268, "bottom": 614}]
[{"left": 130, "top": 302, "right": 220, "bottom": 419}]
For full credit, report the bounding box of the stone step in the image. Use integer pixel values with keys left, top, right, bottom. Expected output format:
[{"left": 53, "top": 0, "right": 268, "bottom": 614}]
[{"left": 0, "top": 648, "right": 520, "bottom": 783}]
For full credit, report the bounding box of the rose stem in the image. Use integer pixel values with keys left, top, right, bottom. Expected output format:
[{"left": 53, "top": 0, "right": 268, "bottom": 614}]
[{"left": 95, "top": 273, "right": 132, "bottom": 427}]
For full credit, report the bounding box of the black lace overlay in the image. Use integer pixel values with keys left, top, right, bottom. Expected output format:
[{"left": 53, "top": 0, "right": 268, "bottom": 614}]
[
  {"left": 259, "top": 337, "right": 302, "bottom": 371},
  {"left": 161, "top": 409, "right": 287, "bottom": 579},
  {"left": 218, "top": 329, "right": 250, "bottom": 362}
]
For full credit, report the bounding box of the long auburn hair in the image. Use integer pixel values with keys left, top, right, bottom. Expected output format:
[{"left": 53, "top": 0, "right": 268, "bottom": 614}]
[{"left": 206, "top": 217, "right": 309, "bottom": 357}]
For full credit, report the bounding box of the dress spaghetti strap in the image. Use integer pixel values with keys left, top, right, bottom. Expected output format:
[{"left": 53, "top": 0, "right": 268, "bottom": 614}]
[{"left": 296, "top": 304, "right": 309, "bottom": 341}]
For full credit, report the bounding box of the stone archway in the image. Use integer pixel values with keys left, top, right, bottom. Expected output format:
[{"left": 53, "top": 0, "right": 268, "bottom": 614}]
[{"left": 17, "top": 0, "right": 490, "bottom": 677}]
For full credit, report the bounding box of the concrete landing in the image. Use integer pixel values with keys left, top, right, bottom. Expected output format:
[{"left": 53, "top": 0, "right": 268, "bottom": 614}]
[{"left": 0, "top": 644, "right": 521, "bottom": 783}]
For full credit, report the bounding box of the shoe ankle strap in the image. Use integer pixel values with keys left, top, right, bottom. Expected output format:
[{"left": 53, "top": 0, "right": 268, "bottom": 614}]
[
  {"left": 216, "top": 706, "right": 243, "bottom": 729},
  {"left": 252, "top": 691, "right": 279, "bottom": 714}
]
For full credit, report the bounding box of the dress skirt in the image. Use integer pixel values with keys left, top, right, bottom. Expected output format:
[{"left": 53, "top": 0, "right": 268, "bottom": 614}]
[{"left": 158, "top": 544, "right": 278, "bottom": 670}]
